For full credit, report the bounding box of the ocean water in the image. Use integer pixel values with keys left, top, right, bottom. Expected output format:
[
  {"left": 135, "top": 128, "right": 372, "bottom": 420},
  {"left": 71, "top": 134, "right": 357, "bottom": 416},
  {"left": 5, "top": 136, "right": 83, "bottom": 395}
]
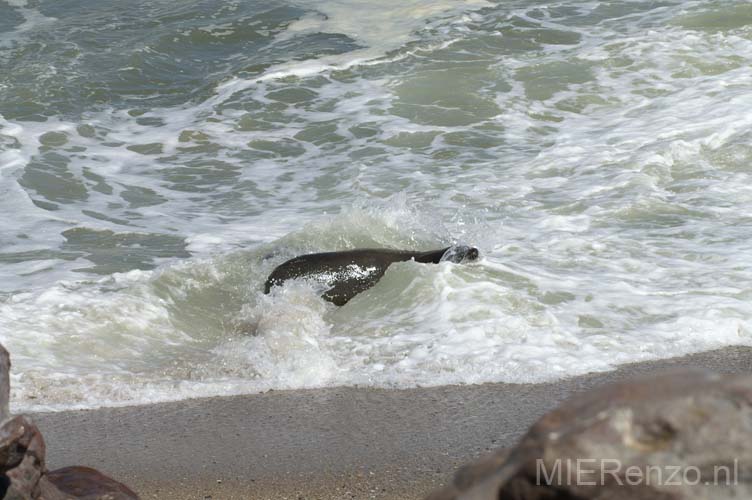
[{"left": 2, "top": 0, "right": 752, "bottom": 412}]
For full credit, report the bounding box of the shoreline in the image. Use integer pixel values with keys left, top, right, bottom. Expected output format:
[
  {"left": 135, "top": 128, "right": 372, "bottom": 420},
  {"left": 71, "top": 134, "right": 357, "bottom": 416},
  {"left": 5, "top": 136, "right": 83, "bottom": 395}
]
[{"left": 32, "top": 346, "right": 752, "bottom": 499}]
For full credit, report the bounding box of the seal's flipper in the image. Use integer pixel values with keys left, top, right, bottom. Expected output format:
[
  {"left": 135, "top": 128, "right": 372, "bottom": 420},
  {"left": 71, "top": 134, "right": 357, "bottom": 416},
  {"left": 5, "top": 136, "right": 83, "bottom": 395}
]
[{"left": 322, "top": 269, "right": 387, "bottom": 306}]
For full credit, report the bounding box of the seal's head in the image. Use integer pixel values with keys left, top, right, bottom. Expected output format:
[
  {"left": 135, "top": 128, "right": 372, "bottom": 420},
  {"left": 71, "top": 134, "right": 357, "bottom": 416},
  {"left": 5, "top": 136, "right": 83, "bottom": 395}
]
[{"left": 440, "top": 245, "right": 480, "bottom": 263}]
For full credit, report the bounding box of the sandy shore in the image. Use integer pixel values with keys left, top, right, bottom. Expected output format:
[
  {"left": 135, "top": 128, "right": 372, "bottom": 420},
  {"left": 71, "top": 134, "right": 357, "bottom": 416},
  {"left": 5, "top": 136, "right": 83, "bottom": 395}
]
[{"left": 31, "top": 346, "right": 752, "bottom": 499}]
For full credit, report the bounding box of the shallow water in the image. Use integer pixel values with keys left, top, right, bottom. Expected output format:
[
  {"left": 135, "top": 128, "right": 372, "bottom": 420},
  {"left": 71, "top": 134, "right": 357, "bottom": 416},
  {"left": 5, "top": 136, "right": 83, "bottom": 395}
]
[{"left": 1, "top": 0, "right": 752, "bottom": 411}]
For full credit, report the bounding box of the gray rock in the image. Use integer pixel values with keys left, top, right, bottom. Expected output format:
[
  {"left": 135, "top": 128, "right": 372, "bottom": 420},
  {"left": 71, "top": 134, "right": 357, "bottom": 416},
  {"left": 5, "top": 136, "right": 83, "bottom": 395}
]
[
  {"left": 430, "top": 369, "right": 752, "bottom": 500},
  {"left": 0, "top": 344, "right": 9, "bottom": 423}
]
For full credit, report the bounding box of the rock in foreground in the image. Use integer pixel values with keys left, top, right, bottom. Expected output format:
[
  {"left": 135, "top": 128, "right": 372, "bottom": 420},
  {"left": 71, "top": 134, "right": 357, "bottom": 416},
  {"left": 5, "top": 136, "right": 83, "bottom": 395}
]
[
  {"left": 41, "top": 467, "right": 139, "bottom": 500},
  {"left": 0, "top": 415, "right": 46, "bottom": 499},
  {"left": 430, "top": 369, "right": 752, "bottom": 500}
]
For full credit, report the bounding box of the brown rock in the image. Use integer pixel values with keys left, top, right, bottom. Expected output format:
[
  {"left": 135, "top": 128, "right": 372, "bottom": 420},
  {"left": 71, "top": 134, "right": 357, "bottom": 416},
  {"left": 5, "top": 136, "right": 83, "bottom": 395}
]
[
  {"left": 0, "top": 416, "right": 47, "bottom": 500},
  {"left": 430, "top": 369, "right": 752, "bottom": 500},
  {"left": 40, "top": 467, "right": 138, "bottom": 500}
]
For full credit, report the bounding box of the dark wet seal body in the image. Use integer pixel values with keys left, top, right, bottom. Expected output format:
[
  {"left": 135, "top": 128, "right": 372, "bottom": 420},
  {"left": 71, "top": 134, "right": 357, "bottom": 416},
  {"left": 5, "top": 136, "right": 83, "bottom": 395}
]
[{"left": 264, "top": 246, "right": 479, "bottom": 306}]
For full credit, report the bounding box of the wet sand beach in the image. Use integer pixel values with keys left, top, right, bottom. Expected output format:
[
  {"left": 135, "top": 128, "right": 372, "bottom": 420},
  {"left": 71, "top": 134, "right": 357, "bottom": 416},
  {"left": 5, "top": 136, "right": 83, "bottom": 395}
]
[{"left": 32, "top": 346, "right": 752, "bottom": 500}]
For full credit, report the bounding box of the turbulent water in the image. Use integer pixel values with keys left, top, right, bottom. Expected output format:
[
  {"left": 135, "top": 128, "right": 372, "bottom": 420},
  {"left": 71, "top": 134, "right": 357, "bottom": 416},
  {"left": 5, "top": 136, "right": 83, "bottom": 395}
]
[{"left": 1, "top": 0, "right": 752, "bottom": 411}]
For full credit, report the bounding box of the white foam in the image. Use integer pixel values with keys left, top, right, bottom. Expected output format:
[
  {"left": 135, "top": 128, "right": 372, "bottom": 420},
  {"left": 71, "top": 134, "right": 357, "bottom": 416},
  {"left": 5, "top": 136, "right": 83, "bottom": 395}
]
[{"left": 217, "top": 0, "right": 491, "bottom": 90}]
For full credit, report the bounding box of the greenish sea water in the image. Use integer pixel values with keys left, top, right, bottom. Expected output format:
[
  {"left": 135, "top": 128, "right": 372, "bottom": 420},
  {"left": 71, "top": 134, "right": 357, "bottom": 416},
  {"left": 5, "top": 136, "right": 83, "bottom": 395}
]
[{"left": 1, "top": 0, "right": 752, "bottom": 411}]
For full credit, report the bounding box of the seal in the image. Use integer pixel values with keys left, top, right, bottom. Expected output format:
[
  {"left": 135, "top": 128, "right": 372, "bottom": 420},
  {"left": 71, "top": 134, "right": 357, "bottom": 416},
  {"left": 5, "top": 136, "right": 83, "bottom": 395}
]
[{"left": 264, "top": 245, "right": 479, "bottom": 306}]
